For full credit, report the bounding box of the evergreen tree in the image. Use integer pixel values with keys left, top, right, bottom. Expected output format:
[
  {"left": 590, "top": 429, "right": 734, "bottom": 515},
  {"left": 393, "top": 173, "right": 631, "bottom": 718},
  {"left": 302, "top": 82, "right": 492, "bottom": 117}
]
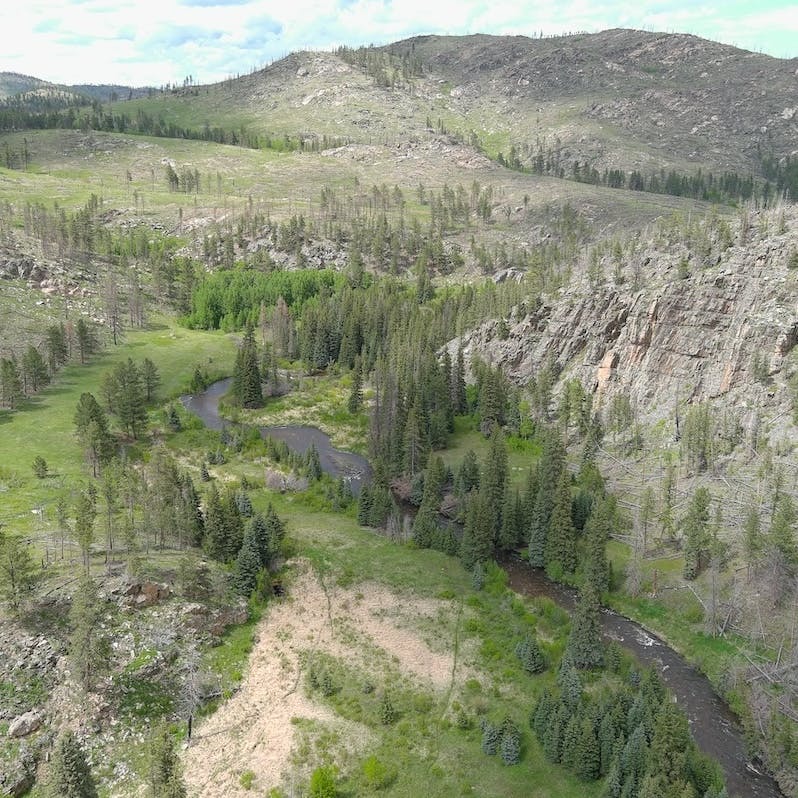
[
  {"left": 232, "top": 324, "right": 262, "bottom": 407},
  {"left": 583, "top": 496, "right": 614, "bottom": 593},
  {"left": 481, "top": 426, "right": 508, "bottom": 541},
  {"left": 528, "top": 430, "right": 564, "bottom": 566},
  {"left": 770, "top": 495, "right": 798, "bottom": 568},
  {"left": 481, "top": 720, "right": 500, "bottom": 755},
  {"left": 0, "top": 530, "right": 38, "bottom": 613},
  {"left": 455, "top": 449, "right": 480, "bottom": 495},
  {"left": 306, "top": 443, "right": 323, "bottom": 481},
  {"left": 412, "top": 456, "right": 446, "bottom": 548},
  {"left": 74, "top": 486, "right": 97, "bottom": 576},
  {"left": 75, "top": 318, "right": 95, "bottom": 364},
  {"left": 0, "top": 356, "right": 23, "bottom": 408},
  {"left": 74, "top": 392, "right": 115, "bottom": 476},
  {"left": 515, "top": 635, "right": 546, "bottom": 674},
  {"left": 498, "top": 486, "right": 523, "bottom": 550},
  {"left": 682, "top": 486, "right": 711, "bottom": 580},
  {"left": 141, "top": 357, "right": 160, "bottom": 401},
  {"left": 233, "top": 531, "right": 262, "bottom": 596},
  {"left": 545, "top": 470, "right": 577, "bottom": 578},
  {"left": 47, "top": 730, "right": 98, "bottom": 798},
  {"left": 22, "top": 344, "right": 49, "bottom": 393},
  {"left": 348, "top": 356, "right": 363, "bottom": 413},
  {"left": 566, "top": 582, "right": 604, "bottom": 669},
  {"left": 69, "top": 575, "right": 109, "bottom": 691},
  {"left": 531, "top": 689, "right": 554, "bottom": 741},
  {"left": 461, "top": 491, "right": 493, "bottom": 569},
  {"left": 113, "top": 358, "right": 148, "bottom": 438},
  {"left": 452, "top": 345, "right": 467, "bottom": 414},
  {"left": 46, "top": 322, "right": 69, "bottom": 374},
  {"left": 574, "top": 716, "right": 601, "bottom": 780},
  {"left": 202, "top": 483, "right": 229, "bottom": 561},
  {"left": 148, "top": 724, "right": 187, "bottom": 798},
  {"left": 499, "top": 717, "right": 521, "bottom": 765}
]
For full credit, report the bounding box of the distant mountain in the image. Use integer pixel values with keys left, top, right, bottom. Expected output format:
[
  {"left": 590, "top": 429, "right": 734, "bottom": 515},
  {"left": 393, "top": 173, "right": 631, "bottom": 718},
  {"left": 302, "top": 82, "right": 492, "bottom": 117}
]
[
  {"left": 104, "top": 29, "right": 797, "bottom": 183},
  {"left": 0, "top": 71, "right": 151, "bottom": 108}
]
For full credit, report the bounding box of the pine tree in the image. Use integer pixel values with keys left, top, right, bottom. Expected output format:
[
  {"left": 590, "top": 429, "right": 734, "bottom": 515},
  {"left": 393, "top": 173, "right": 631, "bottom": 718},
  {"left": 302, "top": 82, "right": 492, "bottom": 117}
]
[
  {"left": 566, "top": 582, "right": 604, "bottom": 669},
  {"left": 74, "top": 392, "right": 115, "bottom": 476},
  {"left": 75, "top": 318, "right": 95, "bottom": 364},
  {"left": 583, "top": 496, "right": 614, "bottom": 594},
  {"left": 74, "top": 486, "right": 97, "bottom": 576},
  {"left": 528, "top": 430, "right": 564, "bottom": 566},
  {"left": 306, "top": 443, "right": 322, "bottom": 481},
  {"left": 148, "top": 724, "right": 187, "bottom": 798},
  {"left": 69, "top": 576, "right": 109, "bottom": 691},
  {"left": 47, "top": 730, "right": 98, "bottom": 798},
  {"left": 452, "top": 345, "right": 467, "bottom": 414},
  {"left": 545, "top": 470, "right": 577, "bottom": 578},
  {"left": 46, "top": 322, "right": 69, "bottom": 374},
  {"left": 233, "top": 532, "right": 262, "bottom": 596},
  {"left": 574, "top": 716, "right": 601, "bottom": 780},
  {"left": 114, "top": 358, "right": 148, "bottom": 438},
  {"left": 461, "top": 491, "right": 493, "bottom": 569},
  {"left": 202, "top": 483, "right": 229, "bottom": 561},
  {"left": 0, "top": 356, "right": 23, "bottom": 408},
  {"left": 499, "top": 717, "right": 521, "bottom": 765},
  {"left": 531, "top": 689, "right": 554, "bottom": 742},
  {"left": 232, "top": 324, "right": 263, "bottom": 407},
  {"left": 514, "top": 635, "right": 546, "bottom": 674},
  {"left": 455, "top": 449, "right": 480, "bottom": 495},
  {"left": 413, "top": 456, "right": 446, "bottom": 547},
  {"left": 348, "top": 356, "right": 363, "bottom": 413},
  {"left": 498, "top": 487, "right": 522, "bottom": 550},
  {"left": 481, "top": 426, "right": 508, "bottom": 541},
  {"left": 22, "top": 344, "right": 49, "bottom": 393},
  {"left": 141, "top": 357, "right": 160, "bottom": 401},
  {"left": 682, "top": 487, "right": 711, "bottom": 579},
  {"left": 481, "top": 719, "right": 500, "bottom": 755},
  {"left": 0, "top": 530, "right": 38, "bottom": 613}
]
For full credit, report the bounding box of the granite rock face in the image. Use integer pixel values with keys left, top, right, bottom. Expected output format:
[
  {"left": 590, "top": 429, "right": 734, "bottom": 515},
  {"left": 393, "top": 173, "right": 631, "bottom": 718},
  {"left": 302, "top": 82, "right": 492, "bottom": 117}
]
[{"left": 456, "top": 209, "right": 798, "bottom": 424}]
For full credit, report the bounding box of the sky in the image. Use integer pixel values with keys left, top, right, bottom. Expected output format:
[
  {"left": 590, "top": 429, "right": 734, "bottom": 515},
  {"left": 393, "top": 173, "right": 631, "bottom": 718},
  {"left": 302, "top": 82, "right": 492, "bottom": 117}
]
[{"left": 2, "top": 0, "right": 797, "bottom": 87}]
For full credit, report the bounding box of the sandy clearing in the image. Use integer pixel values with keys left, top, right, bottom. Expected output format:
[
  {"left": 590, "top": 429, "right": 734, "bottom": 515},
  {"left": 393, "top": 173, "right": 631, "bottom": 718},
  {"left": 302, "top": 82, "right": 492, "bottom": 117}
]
[{"left": 183, "top": 563, "right": 469, "bottom": 796}]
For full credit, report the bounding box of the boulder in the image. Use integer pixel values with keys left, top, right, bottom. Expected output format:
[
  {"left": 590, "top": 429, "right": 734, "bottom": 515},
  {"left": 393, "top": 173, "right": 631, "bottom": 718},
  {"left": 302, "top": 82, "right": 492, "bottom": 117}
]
[{"left": 8, "top": 711, "right": 42, "bottom": 738}]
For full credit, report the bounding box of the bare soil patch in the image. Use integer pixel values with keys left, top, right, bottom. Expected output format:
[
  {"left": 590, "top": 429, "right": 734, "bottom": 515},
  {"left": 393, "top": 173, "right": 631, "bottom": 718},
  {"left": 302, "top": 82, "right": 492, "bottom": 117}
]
[{"left": 183, "top": 562, "right": 469, "bottom": 797}]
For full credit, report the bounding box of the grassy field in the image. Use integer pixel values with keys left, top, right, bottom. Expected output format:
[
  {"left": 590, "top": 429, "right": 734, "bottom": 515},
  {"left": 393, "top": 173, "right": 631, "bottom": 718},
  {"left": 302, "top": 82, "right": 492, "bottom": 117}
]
[{"left": 0, "top": 316, "right": 236, "bottom": 538}]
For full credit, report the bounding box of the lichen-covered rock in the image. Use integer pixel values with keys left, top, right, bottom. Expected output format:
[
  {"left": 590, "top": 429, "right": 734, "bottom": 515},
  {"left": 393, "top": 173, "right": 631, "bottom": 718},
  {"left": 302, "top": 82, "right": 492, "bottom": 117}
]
[{"left": 8, "top": 711, "right": 42, "bottom": 738}]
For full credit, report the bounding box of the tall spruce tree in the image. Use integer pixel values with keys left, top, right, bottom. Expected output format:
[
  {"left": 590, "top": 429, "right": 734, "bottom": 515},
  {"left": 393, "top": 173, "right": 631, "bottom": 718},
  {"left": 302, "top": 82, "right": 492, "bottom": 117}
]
[
  {"left": 566, "top": 581, "right": 604, "bottom": 669},
  {"left": 545, "top": 470, "right": 577, "bottom": 578},
  {"left": 148, "top": 724, "right": 187, "bottom": 798},
  {"left": 232, "top": 324, "right": 263, "bottom": 407},
  {"left": 528, "top": 429, "right": 564, "bottom": 566},
  {"left": 461, "top": 490, "right": 493, "bottom": 570},
  {"left": 69, "top": 575, "right": 110, "bottom": 691},
  {"left": 47, "top": 730, "right": 98, "bottom": 798},
  {"left": 74, "top": 392, "right": 115, "bottom": 476},
  {"left": 682, "top": 486, "right": 711, "bottom": 580}
]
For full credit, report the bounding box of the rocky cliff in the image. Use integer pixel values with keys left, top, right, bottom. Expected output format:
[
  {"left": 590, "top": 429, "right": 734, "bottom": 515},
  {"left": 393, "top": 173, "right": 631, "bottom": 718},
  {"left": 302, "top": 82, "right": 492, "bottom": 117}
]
[{"left": 457, "top": 206, "right": 798, "bottom": 429}]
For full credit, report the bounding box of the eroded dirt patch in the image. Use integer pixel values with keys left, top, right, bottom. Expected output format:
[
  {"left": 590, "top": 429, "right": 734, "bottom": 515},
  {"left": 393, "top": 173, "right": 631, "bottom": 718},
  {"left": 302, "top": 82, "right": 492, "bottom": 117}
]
[{"left": 183, "top": 563, "right": 469, "bottom": 797}]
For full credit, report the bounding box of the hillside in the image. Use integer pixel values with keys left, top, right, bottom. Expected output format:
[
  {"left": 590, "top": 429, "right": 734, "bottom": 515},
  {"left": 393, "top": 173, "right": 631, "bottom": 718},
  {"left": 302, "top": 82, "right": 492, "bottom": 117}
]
[
  {"left": 2, "top": 26, "right": 798, "bottom": 798},
  {"left": 105, "top": 30, "right": 798, "bottom": 183}
]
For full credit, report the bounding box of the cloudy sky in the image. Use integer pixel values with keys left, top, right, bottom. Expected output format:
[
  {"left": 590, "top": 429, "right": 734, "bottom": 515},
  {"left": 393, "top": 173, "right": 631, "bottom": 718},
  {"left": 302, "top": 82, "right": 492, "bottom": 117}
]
[{"left": 3, "top": 0, "right": 797, "bottom": 87}]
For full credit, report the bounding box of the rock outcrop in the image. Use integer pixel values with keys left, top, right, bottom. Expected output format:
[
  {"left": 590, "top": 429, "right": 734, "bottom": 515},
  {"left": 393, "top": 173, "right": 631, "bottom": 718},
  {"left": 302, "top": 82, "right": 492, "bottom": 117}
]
[{"left": 456, "top": 208, "right": 798, "bottom": 425}]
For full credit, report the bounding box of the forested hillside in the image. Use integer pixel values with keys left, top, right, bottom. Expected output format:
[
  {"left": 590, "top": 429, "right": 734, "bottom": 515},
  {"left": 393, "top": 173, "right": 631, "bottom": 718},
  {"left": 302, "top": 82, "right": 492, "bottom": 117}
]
[{"left": 0, "top": 28, "right": 796, "bottom": 798}]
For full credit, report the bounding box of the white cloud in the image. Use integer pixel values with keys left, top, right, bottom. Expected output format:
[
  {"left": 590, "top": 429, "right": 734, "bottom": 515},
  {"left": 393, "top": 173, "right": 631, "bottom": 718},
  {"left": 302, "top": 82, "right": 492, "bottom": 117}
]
[{"left": 1, "top": 0, "right": 794, "bottom": 87}]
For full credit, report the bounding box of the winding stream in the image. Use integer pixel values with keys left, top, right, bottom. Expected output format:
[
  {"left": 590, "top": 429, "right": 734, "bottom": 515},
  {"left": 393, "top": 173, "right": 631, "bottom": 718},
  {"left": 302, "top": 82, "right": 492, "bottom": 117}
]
[
  {"left": 182, "top": 379, "right": 783, "bottom": 798},
  {"left": 180, "top": 378, "right": 372, "bottom": 494}
]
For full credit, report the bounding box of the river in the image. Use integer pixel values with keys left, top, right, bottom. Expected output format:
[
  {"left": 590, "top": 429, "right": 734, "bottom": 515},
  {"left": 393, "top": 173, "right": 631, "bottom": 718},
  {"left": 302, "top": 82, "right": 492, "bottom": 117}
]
[
  {"left": 180, "top": 378, "right": 372, "bottom": 494},
  {"left": 182, "top": 379, "right": 783, "bottom": 798}
]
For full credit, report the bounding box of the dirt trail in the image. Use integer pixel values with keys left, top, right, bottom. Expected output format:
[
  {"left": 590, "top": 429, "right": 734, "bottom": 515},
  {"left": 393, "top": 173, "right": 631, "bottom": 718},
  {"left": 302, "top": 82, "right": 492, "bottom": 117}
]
[{"left": 183, "top": 564, "right": 469, "bottom": 797}]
